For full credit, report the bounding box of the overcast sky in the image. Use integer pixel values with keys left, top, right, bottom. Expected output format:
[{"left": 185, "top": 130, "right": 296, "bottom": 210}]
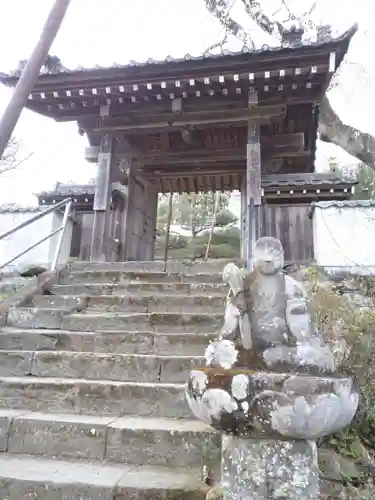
[{"left": 0, "top": 0, "right": 372, "bottom": 206}]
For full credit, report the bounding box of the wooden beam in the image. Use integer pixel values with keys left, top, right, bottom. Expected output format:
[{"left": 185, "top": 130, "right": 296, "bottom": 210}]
[
  {"left": 51, "top": 87, "right": 322, "bottom": 122},
  {"left": 146, "top": 159, "right": 285, "bottom": 179},
  {"left": 148, "top": 167, "right": 245, "bottom": 179},
  {"left": 90, "top": 125, "right": 114, "bottom": 261},
  {"left": 262, "top": 132, "right": 305, "bottom": 155},
  {"left": 91, "top": 105, "right": 286, "bottom": 133},
  {"left": 138, "top": 133, "right": 305, "bottom": 166},
  {"left": 29, "top": 71, "right": 328, "bottom": 108}
]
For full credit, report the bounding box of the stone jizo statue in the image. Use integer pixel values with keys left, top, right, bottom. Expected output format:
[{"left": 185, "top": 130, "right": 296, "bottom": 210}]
[{"left": 186, "top": 237, "right": 358, "bottom": 499}]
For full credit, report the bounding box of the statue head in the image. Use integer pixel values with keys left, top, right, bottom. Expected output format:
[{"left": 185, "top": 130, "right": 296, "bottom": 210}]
[{"left": 254, "top": 237, "right": 284, "bottom": 275}]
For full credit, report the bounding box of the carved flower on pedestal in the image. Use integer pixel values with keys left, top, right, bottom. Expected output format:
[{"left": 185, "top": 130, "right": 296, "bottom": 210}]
[
  {"left": 269, "top": 380, "right": 359, "bottom": 440},
  {"left": 205, "top": 339, "right": 238, "bottom": 370}
]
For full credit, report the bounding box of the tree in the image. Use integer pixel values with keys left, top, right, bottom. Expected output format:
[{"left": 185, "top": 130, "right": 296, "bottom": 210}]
[
  {"left": 157, "top": 191, "right": 231, "bottom": 236},
  {"left": 353, "top": 164, "right": 375, "bottom": 199},
  {"left": 0, "top": 137, "right": 33, "bottom": 175},
  {"left": 203, "top": 1, "right": 375, "bottom": 169},
  {"left": 329, "top": 155, "right": 375, "bottom": 199}
]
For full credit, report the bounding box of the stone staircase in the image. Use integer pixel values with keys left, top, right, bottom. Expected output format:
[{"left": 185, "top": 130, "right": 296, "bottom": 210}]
[{"left": 0, "top": 259, "right": 231, "bottom": 499}]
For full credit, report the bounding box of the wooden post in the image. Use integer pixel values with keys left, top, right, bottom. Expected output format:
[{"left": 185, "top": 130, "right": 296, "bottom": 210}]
[
  {"left": 0, "top": 0, "right": 71, "bottom": 158},
  {"left": 246, "top": 89, "right": 262, "bottom": 270},
  {"left": 144, "top": 183, "right": 158, "bottom": 261},
  {"left": 90, "top": 131, "right": 114, "bottom": 261}
]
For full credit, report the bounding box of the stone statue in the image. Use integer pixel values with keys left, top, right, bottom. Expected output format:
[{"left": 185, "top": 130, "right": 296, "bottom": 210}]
[
  {"left": 207, "top": 236, "right": 336, "bottom": 375},
  {"left": 186, "top": 237, "right": 359, "bottom": 499}
]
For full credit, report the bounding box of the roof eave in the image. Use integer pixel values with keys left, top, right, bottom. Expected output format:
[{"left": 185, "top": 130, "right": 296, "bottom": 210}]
[{"left": 0, "top": 24, "right": 358, "bottom": 89}]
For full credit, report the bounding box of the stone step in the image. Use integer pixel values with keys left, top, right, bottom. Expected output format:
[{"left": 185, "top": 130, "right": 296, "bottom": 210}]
[
  {"left": 31, "top": 293, "right": 225, "bottom": 313},
  {"left": 7, "top": 308, "right": 224, "bottom": 333},
  {"left": 0, "top": 328, "right": 215, "bottom": 356},
  {"left": 0, "top": 453, "right": 207, "bottom": 499},
  {"left": 68, "top": 258, "right": 241, "bottom": 275},
  {"left": 0, "top": 376, "right": 190, "bottom": 417},
  {"left": 59, "top": 270, "right": 223, "bottom": 285},
  {"left": 0, "top": 350, "right": 204, "bottom": 383},
  {"left": 2, "top": 410, "right": 219, "bottom": 468},
  {"left": 52, "top": 281, "right": 228, "bottom": 296}
]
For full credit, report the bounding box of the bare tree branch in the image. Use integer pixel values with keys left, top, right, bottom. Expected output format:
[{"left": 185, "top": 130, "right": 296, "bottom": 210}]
[
  {"left": 206, "top": 34, "right": 229, "bottom": 52},
  {"left": 303, "top": 1, "right": 317, "bottom": 18},
  {"left": 319, "top": 96, "right": 375, "bottom": 169},
  {"left": 204, "top": 0, "right": 256, "bottom": 47},
  {"left": 280, "top": 0, "right": 295, "bottom": 20},
  {"left": 203, "top": 0, "right": 375, "bottom": 171},
  {"left": 240, "top": 0, "right": 280, "bottom": 36},
  {"left": 0, "top": 137, "right": 33, "bottom": 175}
]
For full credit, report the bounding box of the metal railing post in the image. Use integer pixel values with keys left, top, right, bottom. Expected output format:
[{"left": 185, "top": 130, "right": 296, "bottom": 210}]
[
  {"left": 51, "top": 199, "right": 72, "bottom": 272},
  {"left": 0, "top": 197, "right": 72, "bottom": 272},
  {"left": 0, "top": 198, "right": 71, "bottom": 242}
]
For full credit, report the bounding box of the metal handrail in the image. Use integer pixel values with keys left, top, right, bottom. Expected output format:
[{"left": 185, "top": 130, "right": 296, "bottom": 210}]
[{"left": 0, "top": 197, "right": 72, "bottom": 272}]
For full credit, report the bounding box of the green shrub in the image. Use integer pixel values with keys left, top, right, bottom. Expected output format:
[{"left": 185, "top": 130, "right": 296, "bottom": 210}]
[
  {"left": 194, "top": 226, "right": 240, "bottom": 246},
  {"left": 306, "top": 270, "right": 375, "bottom": 461},
  {"left": 167, "top": 233, "right": 189, "bottom": 249},
  {"left": 188, "top": 227, "right": 240, "bottom": 259},
  {"left": 215, "top": 210, "right": 238, "bottom": 227}
]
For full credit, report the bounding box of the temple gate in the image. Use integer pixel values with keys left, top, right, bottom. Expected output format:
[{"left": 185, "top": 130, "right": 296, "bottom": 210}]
[{"left": 1, "top": 25, "right": 357, "bottom": 263}]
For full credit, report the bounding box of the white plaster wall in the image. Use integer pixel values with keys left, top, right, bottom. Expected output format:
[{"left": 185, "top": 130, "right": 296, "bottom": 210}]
[
  {"left": 313, "top": 201, "right": 375, "bottom": 273},
  {"left": 0, "top": 209, "right": 73, "bottom": 273}
]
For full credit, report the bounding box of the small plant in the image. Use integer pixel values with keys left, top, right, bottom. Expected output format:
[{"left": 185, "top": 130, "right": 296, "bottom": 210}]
[{"left": 306, "top": 268, "right": 375, "bottom": 492}]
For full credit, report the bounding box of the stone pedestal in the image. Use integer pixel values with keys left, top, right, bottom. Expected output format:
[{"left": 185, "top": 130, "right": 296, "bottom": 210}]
[{"left": 221, "top": 435, "right": 319, "bottom": 499}]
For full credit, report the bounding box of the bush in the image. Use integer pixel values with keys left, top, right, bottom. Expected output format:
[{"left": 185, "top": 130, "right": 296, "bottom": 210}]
[
  {"left": 154, "top": 232, "right": 190, "bottom": 259},
  {"left": 188, "top": 226, "right": 240, "bottom": 259},
  {"left": 215, "top": 210, "right": 238, "bottom": 227},
  {"left": 306, "top": 269, "right": 375, "bottom": 460},
  {"left": 167, "top": 233, "right": 189, "bottom": 249}
]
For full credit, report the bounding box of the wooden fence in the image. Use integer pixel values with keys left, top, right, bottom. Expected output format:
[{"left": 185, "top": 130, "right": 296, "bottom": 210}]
[
  {"left": 70, "top": 204, "right": 313, "bottom": 264},
  {"left": 258, "top": 204, "right": 313, "bottom": 263}
]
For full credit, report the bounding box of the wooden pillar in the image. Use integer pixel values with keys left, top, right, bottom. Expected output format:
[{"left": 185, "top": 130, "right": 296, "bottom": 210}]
[
  {"left": 90, "top": 130, "right": 114, "bottom": 261},
  {"left": 240, "top": 177, "right": 248, "bottom": 261},
  {"left": 143, "top": 182, "right": 158, "bottom": 261},
  {"left": 124, "top": 160, "right": 144, "bottom": 260},
  {"left": 123, "top": 158, "right": 158, "bottom": 261},
  {"left": 246, "top": 89, "right": 262, "bottom": 268}
]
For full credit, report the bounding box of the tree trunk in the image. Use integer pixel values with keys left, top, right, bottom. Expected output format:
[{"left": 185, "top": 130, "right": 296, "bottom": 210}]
[{"left": 318, "top": 97, "right": 375, "bottom": 169}]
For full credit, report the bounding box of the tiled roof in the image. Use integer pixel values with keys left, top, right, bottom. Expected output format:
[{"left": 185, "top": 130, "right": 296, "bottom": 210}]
[
  {"left": 308, "top": 199, "right": 375, "bottom": 218},
  {"left": 0, "top": 204, "right": 42, "bottom": 213},
  {"left": 37, "top": 184, "right": 96, "bottom": 198},
  {"left": 262, "top": 173, "right": 356, "bottom": 188},
  {"left": 0, "top": 25, "right": 358, "bottom": 81},
  {"left": 37, "top": 182, "right": 126, "bottom": 199},
  {"left": 312, "top": 200, "right": 375, "bottom": 209}
]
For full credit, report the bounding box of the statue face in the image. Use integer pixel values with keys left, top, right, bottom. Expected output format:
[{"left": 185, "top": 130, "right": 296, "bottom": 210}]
[{"left": 253, "top": 237, "right": 284, "bottom": 274}]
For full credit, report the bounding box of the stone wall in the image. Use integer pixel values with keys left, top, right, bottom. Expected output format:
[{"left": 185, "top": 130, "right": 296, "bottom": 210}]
[
  {"left": 312, "top": 200, "right": 375, "bottom": 273},
  {"left": 0, "top": 207, "right": 73, "bottom": 273}
]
